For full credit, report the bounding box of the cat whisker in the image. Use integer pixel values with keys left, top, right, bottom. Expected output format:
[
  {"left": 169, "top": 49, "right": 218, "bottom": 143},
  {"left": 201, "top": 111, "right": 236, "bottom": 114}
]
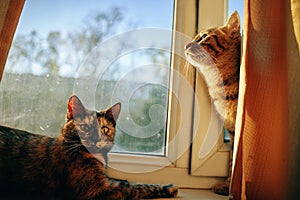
[{"left": 65, "top": 144, "right": 84, "bottom": 156}]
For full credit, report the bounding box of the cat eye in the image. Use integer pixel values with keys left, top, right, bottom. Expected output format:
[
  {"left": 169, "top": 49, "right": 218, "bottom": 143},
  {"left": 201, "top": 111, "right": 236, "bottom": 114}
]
[
  {"left": 80, "top": 124, "right": 90, "bottom": 132},
  {"left": 102, "top": 127, "right": 109, "bottom": 134},
  {"left": 199, "top": 33, "right": 208, "bottom": 41}
]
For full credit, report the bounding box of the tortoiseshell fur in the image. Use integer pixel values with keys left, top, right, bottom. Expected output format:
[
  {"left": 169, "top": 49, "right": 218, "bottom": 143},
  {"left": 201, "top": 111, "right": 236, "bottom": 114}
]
[
  {"left": 0, "top": 95, "right": 178, "bottom": 199},
  {"left": 185, "top": 11, "right": 241, "bottom": 196}
]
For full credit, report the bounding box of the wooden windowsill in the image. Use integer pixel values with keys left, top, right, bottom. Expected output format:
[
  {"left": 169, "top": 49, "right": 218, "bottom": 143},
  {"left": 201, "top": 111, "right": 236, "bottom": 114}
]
[
  {"left": 158, "top": 189, "right": 228, "bottom": 200},
  {"left": 0, "top": 189, "right": 228, "bottom": 200}
]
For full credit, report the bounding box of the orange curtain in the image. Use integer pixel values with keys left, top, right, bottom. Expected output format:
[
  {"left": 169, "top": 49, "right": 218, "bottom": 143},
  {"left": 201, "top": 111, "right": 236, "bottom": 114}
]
[
  {"left": 231, "top": 0, "right": 300, "bottom": 199},
  {"left": 0, "top": 0, "right": 24, "bottom": 81}
]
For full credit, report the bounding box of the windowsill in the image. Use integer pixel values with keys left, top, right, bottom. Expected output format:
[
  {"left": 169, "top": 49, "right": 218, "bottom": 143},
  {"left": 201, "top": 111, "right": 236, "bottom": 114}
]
[
  {"left": 158, "top": 189, "right": 228, "bottom": 200},
  {"left": 0, "top": 189, "right": 229, "bottom": 200}
]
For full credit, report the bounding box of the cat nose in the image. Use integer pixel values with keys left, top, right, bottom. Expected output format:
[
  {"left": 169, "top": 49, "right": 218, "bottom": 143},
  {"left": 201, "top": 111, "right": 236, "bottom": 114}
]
[
  {"left": 184, "top": 43, "right": 191, "bottom": 50},
  {"left": 184, "top": 43, "right": 192, "bottom": 50}
]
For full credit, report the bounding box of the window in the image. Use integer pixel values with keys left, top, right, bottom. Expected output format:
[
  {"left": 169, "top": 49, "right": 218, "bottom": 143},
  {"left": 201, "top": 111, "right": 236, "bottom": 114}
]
[
  {"left": 1, "top": 0, "right": 174, "bottom": 156},
  {"left": 0, "top": 0, "right": 244, "bottom": 189}
]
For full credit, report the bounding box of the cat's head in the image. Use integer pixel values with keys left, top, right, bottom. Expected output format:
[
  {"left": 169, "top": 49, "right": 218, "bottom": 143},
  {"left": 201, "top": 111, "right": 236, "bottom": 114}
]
[
  {"left": 184, "top": 11, "right": 240, "bottom": 67},
  {"left": 62, "top": 95, "right": 121, "bottom": 154}
]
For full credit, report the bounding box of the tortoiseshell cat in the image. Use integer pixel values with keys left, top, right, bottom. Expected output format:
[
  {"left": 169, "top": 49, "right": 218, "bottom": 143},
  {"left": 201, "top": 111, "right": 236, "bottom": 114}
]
[
  {"left": 0, "top": 95, "right": 178, "bottom": 199},
  {"left": 184, "top": 11, "right": 241, "bottom": 196}
]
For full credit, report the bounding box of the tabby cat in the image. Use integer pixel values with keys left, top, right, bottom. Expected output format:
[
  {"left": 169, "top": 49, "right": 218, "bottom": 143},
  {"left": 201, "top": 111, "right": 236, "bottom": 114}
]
[
  {"left": 0, "top": 95, "right": 178, "bottom": 199},
  {"left": 184, "top": 11, "right": 241, "bottom": 196}
]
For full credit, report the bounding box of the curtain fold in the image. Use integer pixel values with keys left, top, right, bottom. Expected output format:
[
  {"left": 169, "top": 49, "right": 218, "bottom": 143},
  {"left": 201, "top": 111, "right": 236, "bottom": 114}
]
[
  {"left": 0, "top": 0, "right": 24, "bottom": 81},
  {"left": 287, "top": 0, "right": 300, "bottom": 198},
  {"left": 231, "top": 0, "right": 300, "bottom": 199}
]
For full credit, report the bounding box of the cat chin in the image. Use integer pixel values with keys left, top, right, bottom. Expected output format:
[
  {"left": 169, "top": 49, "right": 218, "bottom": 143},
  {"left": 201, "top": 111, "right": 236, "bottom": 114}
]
[{"left": 84, "top": 145, "right": 112, "bottom": 154}]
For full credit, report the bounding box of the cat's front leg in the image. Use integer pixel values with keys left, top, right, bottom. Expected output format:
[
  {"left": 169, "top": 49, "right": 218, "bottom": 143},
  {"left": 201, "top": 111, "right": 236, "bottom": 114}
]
[
  {"left": 99, "top": 177, "right": 178, "bottom": 199},
  {"left": 67, "top": 158, "right": 177, "bottom": 199},
  {"left": 129, "top": 182, "right": 178, "bottom": 199}
]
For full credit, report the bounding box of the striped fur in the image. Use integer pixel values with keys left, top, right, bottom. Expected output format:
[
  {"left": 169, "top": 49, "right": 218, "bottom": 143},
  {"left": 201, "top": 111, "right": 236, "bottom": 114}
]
[
  {"left": 185, "top": 11, "right": 241, "bottom": 196},
  {"left": 0, "top": 95, "right": 177, "bottom": 199}
]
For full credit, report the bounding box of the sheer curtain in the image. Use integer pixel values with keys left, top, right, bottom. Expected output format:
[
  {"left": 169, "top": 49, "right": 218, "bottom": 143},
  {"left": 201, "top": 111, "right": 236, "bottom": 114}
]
[{"left": 231, "top": 0, "right": 300, "bottom": 199}]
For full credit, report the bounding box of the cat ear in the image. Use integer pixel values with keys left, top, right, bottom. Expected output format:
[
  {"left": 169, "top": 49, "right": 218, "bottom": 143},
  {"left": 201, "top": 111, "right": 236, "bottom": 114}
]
[
  {"left": 67, "top": 95, "right": 86, "bottom": 119},
  {"left": 106, "top": 103, "right": 121, "bottom": 122},
  {"left": 224, "top": 11, "right": 240, "bottom": 35}
]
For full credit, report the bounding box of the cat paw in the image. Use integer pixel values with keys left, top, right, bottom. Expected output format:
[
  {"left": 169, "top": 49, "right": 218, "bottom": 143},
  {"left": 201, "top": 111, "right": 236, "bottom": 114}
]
[
  {"left": 163, "top": 184, "right": 178, "bottom": 197},
  {"left": 212, "top": 182, "right": 229, "bottom": 196}
]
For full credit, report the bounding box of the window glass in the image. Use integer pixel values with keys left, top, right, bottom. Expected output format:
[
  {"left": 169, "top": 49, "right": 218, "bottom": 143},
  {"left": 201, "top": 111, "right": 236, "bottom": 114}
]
[{"left": 0, "top": 0, "right": 174, "bottom": 156}]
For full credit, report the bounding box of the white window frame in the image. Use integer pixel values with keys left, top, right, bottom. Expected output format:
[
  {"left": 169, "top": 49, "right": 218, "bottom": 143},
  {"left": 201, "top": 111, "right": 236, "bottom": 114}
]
[{"left": 106, "top": 0, "right": 231, "bottom": 189}]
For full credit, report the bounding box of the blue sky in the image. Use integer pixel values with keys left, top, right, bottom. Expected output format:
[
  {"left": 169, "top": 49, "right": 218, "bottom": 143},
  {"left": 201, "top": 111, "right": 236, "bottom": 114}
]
[
  {"left": 16, "top": 0, "right": 174, "bottom": 36},
  {"left": 16, "top": 0, "right": 244, "bottom": 37}
]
